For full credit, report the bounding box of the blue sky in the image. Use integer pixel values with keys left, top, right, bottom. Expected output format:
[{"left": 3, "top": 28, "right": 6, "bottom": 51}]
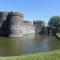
[{"left": 0, "top": 0, "right": 60, "bottom": 24}]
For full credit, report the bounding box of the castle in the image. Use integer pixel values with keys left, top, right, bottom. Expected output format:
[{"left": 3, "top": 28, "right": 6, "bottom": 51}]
[{"left": 0, "top": 12, "right": 35, "bottom": 37}]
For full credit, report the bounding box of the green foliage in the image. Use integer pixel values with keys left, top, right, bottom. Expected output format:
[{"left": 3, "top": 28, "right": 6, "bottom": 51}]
[
  {"left": 48, "top": 16, "right": 60, "bottom": 27},
  {"left": 48, "top": 16, "right": 60, "bottom": 33},
  {"left": 0, "top": 50, "right": 60, "bottom": 60}
]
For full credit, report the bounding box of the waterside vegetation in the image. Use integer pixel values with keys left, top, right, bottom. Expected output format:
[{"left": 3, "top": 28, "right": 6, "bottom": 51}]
[
  {"left": 0, "top": 49, "right": 60, "bottom": 60},
  {"left": 56, "top": 33, "right": 60, "bottom": 38}
]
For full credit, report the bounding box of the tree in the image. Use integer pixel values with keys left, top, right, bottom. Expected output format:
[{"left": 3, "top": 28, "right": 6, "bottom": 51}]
[{"left": 48, "top": 16, "right": 60, "bottom": 34}]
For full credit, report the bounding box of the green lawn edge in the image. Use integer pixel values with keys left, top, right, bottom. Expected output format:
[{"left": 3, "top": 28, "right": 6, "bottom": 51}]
[{"left": 0, "top": 50, "right": 60, "bottom": 60}]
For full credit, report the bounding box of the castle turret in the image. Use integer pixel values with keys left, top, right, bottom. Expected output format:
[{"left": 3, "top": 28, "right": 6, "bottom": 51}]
[
  {"left": 0, "top": 12, "right": 8, "bottom": 21},
  {"left": 10, "top": 12, "right": 23, "bottom": 26},
  {"left": 0, "top": 12, "right": 8, "bottom": 28},
  {"left": 0, "top": 12, "right": 9, "bottom": 36},
  {"left": 9, "top": 12, "right": 23, "bottom": 37}
]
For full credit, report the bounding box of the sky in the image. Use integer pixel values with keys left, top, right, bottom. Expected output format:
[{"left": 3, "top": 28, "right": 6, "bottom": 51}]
[{"left": 0, "top": 0, "right": 60, "bottom": 24}]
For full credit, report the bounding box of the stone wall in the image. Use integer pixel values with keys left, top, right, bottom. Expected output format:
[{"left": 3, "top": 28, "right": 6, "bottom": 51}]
[
  {"left": 0, "top": 11, "right": 35, "bottom": 37},
  {"left": 9, "top": 12, "right": 23, "bottom": 37},
  {"left": 22, "top": 21, "right": 35, "bottom": 34},
  {"left": 0, "top": 12, "right": 9, "bottom": 36}
]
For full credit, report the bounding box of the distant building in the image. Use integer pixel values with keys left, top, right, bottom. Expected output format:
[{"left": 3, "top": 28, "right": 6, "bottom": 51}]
[{"left": 33, "top": 21, "right": 45, "bottom": 34}]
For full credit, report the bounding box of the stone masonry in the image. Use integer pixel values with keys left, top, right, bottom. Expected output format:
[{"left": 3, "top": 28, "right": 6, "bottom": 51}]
[{"left": 0, "top": 11, "right": 35, "bottom": 37}]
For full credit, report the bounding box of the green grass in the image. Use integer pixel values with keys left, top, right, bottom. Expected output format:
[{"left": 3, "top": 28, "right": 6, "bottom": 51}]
[{"left": 0, "top": 50, "right": 60, "bottom": 60}]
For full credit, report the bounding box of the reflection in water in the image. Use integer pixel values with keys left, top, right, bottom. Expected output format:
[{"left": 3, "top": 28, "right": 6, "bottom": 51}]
[{"left": 0, "top": 34, "right": 60, "bottom": 56}]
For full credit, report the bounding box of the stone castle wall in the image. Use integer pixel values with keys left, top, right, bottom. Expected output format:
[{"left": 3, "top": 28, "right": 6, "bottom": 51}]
[
  {"left": 0, "top": 12, "right": 9, "bottom": 36},
  {"left": 9, "top": 12, "right": 23, "bottom": 37},
  {"left": 0, "top": 12, "right": 35, "bottom": 37}
]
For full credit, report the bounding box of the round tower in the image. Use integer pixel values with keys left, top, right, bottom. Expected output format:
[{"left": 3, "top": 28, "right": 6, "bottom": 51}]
[
  {"left": 9, "top": 12, "right": 23, "bottom": 37},
  {"left": 9, "top": 12, "right": 23, "bottom": 26},
  {"left": 0, "top": 12, "right": 8, "bottom": 21},
  {"left": 0, "top": 12, "right": 8, "bottom": 27},
  {"left": 0, "top": 12, "right": 9, "bottom": 36}
]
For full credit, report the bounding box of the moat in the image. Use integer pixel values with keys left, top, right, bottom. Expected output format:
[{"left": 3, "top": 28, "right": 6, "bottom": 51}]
[{"left": 0, "top": 34, "right": 60, "bottom": 56}]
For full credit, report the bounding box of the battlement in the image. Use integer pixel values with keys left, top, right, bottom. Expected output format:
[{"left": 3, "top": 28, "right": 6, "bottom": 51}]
[
  {"left": 0, "top": 12, "right": 8, "bottom": 15},
  {"left": 9, "top": 12, "right": 23, "bottom": 17}
]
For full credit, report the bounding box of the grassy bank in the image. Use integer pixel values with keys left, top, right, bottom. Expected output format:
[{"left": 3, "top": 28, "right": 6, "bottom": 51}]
[
  {"left": 0, "top": 50, "right": 60, "bottom": 60},
  {"left": 56, "top": 33, "right": 60, "bottom": 38}
]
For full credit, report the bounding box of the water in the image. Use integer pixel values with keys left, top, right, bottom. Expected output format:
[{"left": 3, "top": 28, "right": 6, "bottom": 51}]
[{"left": 0, "top": 34, "right": 60, "bottom": 56}]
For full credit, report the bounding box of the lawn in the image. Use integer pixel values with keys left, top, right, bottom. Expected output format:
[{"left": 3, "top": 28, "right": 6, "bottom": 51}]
[
  {"left": 0, "top": 50, "right": 60, "bottom": 60},
  {"left": 56, "top": 33, "right": 60, "bottom": 38}
]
